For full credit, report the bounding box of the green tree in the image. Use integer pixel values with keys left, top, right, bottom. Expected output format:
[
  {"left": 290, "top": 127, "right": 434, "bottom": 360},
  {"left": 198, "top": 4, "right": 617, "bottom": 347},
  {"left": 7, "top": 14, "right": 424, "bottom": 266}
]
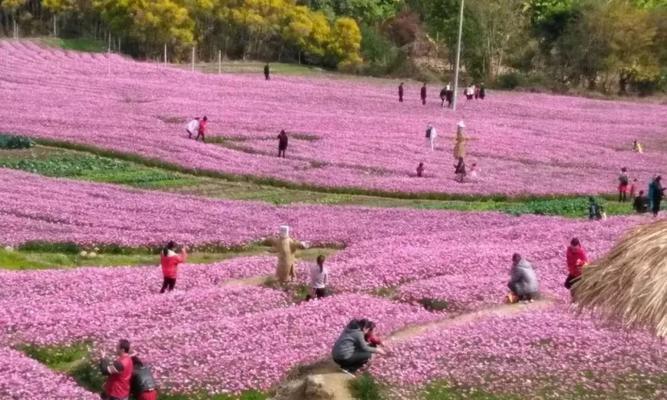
[{"left": 309, "top": 0, "right": 403, "bottom": 25}]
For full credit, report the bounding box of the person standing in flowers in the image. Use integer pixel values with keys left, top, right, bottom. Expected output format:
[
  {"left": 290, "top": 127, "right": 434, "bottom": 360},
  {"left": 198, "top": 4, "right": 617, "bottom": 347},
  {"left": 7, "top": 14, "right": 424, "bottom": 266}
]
[
  {"left": 185, "top": 117, "right": 199, "bottom": 139},
  {"left": 264, "top": 63, "right": 270, "bottom": 80},
  {"left": 618, "top": 167, "right": 629, "bottom": 202},
  {"left": 420, "top": 82, "right": 427, "bottom": 105},
  {"left": 416, "top": 162, "right": 425, "bottom": 177},
  {"left": 648, "top": 175, "right": 664, "bottom": 217},
  {"left": 100, "top": 339, "right": 134, "bottom": 400},
  {"left": 306, "top": 254, "right": 328, "bottom": 301},
  {"left": 445, "top": 83, "right": 454, "bottom": 108},
  {"left": 195, "top": 116, "right": 208, "bottom": 142},
  {"left": 267, "top": 225, "right": 308, "bottom": 283},
  {"left": 130, "top": 356, "right": 158, "bottom": 400},
  {"left": 633, "top": 140, "right": 643, "bottom": 153},
  {"left": 588, "top": 197, "right": 604, "bottom": 220},
  {"left": 425, "top": 123, "right": 437, "bottom": 151},
  {"left": 160, "top": 241, "right": 187, "bottom": 294},
  {"left": 454, "top": 157, "right": 466, "bottom": 183},
  {"left": 507, "top": 253, "right": 539, "bottom": 302},
  {"left": 398, "top": 82, "right": 404, "bottom": 102},
  {"left": 277, "top": 130, "right": 288, "bottom": 158},
  {"left": 479, "top": 83, "right": 486, "bottom": 100},
  {"left": 565, "top": 238, "right": 588, "bottom": 295},
  {"left": 332, "top": 319, "right": 385, "bottom": 375}
]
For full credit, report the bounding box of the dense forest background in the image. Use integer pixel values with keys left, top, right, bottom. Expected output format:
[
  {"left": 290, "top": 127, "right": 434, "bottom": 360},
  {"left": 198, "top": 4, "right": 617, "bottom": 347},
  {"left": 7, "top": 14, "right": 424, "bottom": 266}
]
[{"left": 0, "top": 0, "right": 665, "bottom": 95}]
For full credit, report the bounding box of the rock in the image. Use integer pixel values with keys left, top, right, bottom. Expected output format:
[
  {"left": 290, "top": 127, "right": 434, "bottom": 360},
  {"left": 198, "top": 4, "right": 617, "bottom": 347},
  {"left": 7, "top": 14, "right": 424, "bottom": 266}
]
[
  {"left": 3, "top": 245, "right": 13, "bottom": 252},
  {"left": 88, "top": 251, "right": 97, "bottom": 258},
  {"left": 303, "top": 375, "right": 335, "bottom": 400},
  {"left": 79, "top": 251, "right": 88, "bottom": 257}
]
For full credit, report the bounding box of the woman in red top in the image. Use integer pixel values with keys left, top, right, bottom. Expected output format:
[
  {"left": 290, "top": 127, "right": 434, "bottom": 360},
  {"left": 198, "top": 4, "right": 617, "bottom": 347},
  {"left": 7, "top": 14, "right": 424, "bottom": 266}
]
[
  {"left": 195, "top": 116, "right": 208, "bottom": 142},
  {"left": 101, "top": 339, "right": 134, "bottom": 400},
  {"left": 565, "top": 238, "right": 588, "bottom": 292},
  {"left": 160, "top": 241, "right": 187, "bottom": 294}
]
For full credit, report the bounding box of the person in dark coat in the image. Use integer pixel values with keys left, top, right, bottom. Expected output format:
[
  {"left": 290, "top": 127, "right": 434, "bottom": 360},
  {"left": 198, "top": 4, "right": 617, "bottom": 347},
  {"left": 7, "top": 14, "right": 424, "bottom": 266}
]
[
  {"left": 633, "top": 190, "right": 649, "bottom": 214},
  {"left": 588, "top": 197, "right": 603, "bottom": 220},
  {"left": 439, "top": 87, "right": 447, "bottom": 107},
  {"left": 420, "top": 83, "right": 427, "bottom": 105},
  {"left": 130, "top": 356, "right": 158, "bottom": 400},
  {"left": 264, "top": 64, "right": 270, "bottom": 80},
  {"left": 648, "top": 175, "right": 664, "bottom": 217},
  {"left": 445, "top": 83, "right": 453, "bottom": 108},
  {"left": 277, "top": 130, "right": 288, "bottom": 158},
  {"left": 332, "top": 319, "right": 385, "bottom": 375},
  {"left": 479, "top": 83, "right": 486, "bottom": 99},
  {"left": 454, "top": 157, "right": 466, "bottom": 183},
  {"left": 398, "top": 82, "right": 404, "bottom": 102}
]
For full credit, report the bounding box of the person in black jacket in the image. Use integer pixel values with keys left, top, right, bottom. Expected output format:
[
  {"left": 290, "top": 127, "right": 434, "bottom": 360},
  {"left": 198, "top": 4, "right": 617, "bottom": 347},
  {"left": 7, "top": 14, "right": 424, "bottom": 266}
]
[
  {"left": 264, "top": 63, "right": 270, "bottom": 80},
  {"left": 130, "top": 356, "right": 158, "bottom": 400},
  {"left": 420, "top": 83, "right": 427, "bottom": 105}
]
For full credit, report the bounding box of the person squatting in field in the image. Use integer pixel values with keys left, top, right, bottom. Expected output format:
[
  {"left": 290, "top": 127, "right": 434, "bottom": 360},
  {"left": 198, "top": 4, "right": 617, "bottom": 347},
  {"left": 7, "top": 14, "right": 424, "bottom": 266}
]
[
  {"left": 332, "top": 318, "right": 386, "bottom": 375},
  {"left": 507, "top": 253, "right": 539, "bottom": 302},
  {"left": 160, "top": 241, "right": 187, "bottom": 293},
  {"left": 185, "top": 117, "right": 199, "bottom": 139}
]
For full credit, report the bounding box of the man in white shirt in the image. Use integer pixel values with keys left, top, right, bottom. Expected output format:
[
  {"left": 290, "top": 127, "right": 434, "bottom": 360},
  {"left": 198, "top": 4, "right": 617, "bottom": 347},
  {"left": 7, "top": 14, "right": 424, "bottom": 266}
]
[
  {"left": 186, "top": 117, "right": 199, "bottom": 139},
  {"left": 307, "top": 255, "right": 328, "bottom": 300}
]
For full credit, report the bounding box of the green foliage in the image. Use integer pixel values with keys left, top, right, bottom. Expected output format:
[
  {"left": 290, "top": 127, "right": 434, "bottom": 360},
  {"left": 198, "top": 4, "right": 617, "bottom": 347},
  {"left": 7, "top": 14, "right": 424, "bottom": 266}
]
[
  {"left": 423, "top": 382, "right": 520, "bottom": 400},
  {"left": 0, "top": 134, "right": 34, "bottom": 149},
  {"left": 310, "top": 0, "right": 403, "bottom": 25},
  {"left": 418, "top": 297, "right": 449, "bottom": 311},
  {"left": 19, "top": 241, "right": 81, "bottom": 254},
  {"left": 496, "top": 72, "right": 522, "bottom": 89},
  {"left": 349, "top": 373, "right": 384, "bottom": 400}
]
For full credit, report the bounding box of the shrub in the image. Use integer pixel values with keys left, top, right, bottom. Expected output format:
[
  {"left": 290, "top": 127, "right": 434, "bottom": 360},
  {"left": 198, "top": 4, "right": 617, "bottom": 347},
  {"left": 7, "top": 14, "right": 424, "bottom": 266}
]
[
  {"left": 19, "top": 241, "right": 81, "bottom": 254},
  {"left": 496, "top": 72, "right": 522, "bottom": 90},
  {"left": 0, "top": 134, "right": 34, "bottom": 149},
  {"left": 349, "top": 373, "right": 383, "bottom": 400},
  {"left": 418, "top": 297, "right": 449, "bottom": 311}
]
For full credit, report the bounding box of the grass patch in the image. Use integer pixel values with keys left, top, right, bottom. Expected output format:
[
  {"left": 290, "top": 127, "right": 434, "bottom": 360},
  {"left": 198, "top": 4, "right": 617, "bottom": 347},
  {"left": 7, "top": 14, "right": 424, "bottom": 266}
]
[
  {"left": 349, "top": 373, "right": 384, "bottom": 400},
  {"left": 423, "top": 382, "right": 520, "bottom": 400},
  {"left": 3, "top": 140, "right": 647, "bottom": 218},
  {"left": 21, "top": 342, "right": 267, "bottom": 399},
  {"left": 418, "top": 298, "right": 450, "bottom": 312},
  {"left": 0, "top": 146, "right": 194, "bottom": 189},
  {"left": 38, "top": 37, "right": 107, "bottom": 53},
  {"left": 0, "top": 245, "right": 340, "bottom": 270}
]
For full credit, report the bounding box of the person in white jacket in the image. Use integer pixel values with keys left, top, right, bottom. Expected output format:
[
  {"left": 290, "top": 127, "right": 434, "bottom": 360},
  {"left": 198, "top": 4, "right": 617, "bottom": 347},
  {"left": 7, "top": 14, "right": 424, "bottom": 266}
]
[
  {"left": 425, "top": 123, "right": 437, "bottom": 151},
  {"left": 185, "top": 117, "right": 200, "bottom": 139}
]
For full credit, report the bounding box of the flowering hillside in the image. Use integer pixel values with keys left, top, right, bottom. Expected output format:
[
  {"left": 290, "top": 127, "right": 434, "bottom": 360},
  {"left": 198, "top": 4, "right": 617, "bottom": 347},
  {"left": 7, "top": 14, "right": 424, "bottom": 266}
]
[{"left": 1, "top": 41, "right": 666, "bottom": 196}]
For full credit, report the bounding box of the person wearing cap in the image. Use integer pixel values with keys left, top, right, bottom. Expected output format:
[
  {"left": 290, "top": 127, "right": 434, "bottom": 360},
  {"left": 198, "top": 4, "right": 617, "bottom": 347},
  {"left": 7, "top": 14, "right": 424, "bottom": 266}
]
[
  {"left": 648, "top": 175, "right": 664, "bottom": 217},
  {"left": 453, "top": 121, "right": 467, "bottom": 160},
  {"left": 267, "top": 225, "right": 308, "bottom": 283},
  {"left": 425, "top": 123, "right": 437, "bottom": 151}
]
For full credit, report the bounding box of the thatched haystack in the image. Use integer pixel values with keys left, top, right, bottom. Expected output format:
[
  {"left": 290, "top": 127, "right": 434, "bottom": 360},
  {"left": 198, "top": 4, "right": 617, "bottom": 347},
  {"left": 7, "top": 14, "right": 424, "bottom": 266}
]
[{"left": 574, "top": 219, "right": 667, "bottom": 337}]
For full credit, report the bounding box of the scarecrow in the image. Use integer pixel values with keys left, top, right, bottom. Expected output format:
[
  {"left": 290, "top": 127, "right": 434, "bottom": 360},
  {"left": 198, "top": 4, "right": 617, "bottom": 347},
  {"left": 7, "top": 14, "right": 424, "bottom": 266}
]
[
  {"left": 268, "top": 225, "right": 308, "bottom": 283},
  {"left": 453, "top": 121, "right": 471, "bottom": 160},
  {"left": 574, "top": 220, "right": 667, "bottom": 340}
]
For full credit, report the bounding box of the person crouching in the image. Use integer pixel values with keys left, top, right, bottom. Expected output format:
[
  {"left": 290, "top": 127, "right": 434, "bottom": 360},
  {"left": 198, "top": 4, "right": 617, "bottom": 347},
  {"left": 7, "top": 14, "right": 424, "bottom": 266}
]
[
  {"left": 332, "top": 319, "right": 385, "bottom": 375},
  {"left": 507, "top": 253, "right": 539, "bottom": 302}
]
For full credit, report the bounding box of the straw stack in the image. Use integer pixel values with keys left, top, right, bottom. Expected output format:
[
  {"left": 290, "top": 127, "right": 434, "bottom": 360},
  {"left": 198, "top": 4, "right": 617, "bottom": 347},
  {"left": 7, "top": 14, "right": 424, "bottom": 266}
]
[{"left": 574, "top": 219, "right": 667, "bottom": 337}]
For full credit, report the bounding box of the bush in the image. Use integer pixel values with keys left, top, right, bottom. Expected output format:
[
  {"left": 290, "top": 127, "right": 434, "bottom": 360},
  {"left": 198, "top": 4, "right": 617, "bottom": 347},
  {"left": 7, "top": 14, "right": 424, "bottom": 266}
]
[
  {"left": 418, "top": 297, "right": 449, "bottom": 311},
  {"left": 349, "top": 373, "right": 383, "bottom": 400},
  {"left": 0, "top": 134, "right": 34, "bottom": 149},
  {"left": 496, "top": 72, "right": 522, "bottom": 90},
  {"left": 19, "top": 241, "right": 81, "bottom": 254}
]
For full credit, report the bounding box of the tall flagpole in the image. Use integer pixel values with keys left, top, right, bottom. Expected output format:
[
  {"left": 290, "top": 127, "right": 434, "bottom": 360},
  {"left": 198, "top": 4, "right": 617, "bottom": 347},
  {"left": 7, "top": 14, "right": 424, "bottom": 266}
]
[{"left": 452, "top": 0, "right": 465, "bottom": 111}]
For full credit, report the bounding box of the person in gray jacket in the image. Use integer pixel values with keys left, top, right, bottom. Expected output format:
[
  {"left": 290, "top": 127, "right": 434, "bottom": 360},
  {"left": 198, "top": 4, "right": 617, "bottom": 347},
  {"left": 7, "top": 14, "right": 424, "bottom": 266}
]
[
  {"left": 507, "top": 253, "right": 539, "bottom": 302},
  {"left": 332, "top": 319, "right": 385, "bottom": 374}
]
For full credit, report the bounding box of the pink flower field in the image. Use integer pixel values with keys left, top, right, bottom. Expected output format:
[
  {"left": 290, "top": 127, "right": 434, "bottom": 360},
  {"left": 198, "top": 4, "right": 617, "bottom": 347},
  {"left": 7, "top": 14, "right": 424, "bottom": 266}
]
[
  {"left": 1, "top": 170, "right": 665, "bottom": 398},
  {"left": 1, "top": 40, "right": 666, "bottom": 196}
]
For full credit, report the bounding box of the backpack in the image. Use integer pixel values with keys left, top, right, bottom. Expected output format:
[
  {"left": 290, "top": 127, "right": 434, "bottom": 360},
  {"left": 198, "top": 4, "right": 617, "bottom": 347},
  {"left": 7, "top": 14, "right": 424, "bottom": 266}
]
[
  {"left": 425, "top": 127, "right": 432, "bottom": 138},
  {"left": 619, "top": 175, "right": 629, "bottom": 185}
]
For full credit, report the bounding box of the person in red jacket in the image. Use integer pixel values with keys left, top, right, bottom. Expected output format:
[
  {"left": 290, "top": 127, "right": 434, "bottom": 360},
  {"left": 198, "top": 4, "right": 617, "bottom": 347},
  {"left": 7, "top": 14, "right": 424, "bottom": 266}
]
[
  {"left": 565, "top": 238, "right": 588, "bottom": 294},
  {"left": 160, "top": 241, "right": 187, "bottom": 294},
  {"left": 101, "top": 339, "right": 134, "bottom": 400},
  {"left": 195, "top": 116, "right": 208, "bottom": 142}
]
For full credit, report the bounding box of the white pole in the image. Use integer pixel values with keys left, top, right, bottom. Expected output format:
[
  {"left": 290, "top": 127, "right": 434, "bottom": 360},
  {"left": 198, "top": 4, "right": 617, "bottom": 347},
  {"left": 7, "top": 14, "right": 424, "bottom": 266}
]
[
  {"left": 218, "top": 50, "right": 222, "bottom": 74},
  {"left": 53, "top": 15, "right": 57, "bottom": 37},
  {"left": 107, "top": 32, "right": 111, "bottom": 52},
  {"left": 164, "top": 43, "right": 167, "bottom": 65},
  {"left": 191, "top": 46, "right": 195, "bottom": 72},
  {"left": 13, "top": 18, "right": 18, "bottom": 39},
  {"left": 452, "top": 0, "right": 465, "bottom": 112}
]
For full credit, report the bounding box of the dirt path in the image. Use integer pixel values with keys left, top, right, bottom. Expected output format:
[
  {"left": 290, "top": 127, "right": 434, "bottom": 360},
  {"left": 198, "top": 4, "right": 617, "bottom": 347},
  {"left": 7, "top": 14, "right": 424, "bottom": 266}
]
[
  {"left": 219, "top": 274, "right": 272, "bottom": 287},
  {"left": 270, "top": 299, "right": 554, "bottom": 400}
]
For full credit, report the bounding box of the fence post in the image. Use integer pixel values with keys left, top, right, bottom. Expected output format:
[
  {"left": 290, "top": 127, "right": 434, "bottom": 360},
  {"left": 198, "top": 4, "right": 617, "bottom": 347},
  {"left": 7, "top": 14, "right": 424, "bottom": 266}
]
[
  {"left": 191, "top": 46, "right": 195, "bottom": 72},
  {"left": 53, "top": 15, "right": 57, "bottom": 37},
  {"left": 164, "top": 43, "right": 168, "bottom": 65},
  {"left": 218, "top": 50, "right": 222, "bottom": 74}
]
